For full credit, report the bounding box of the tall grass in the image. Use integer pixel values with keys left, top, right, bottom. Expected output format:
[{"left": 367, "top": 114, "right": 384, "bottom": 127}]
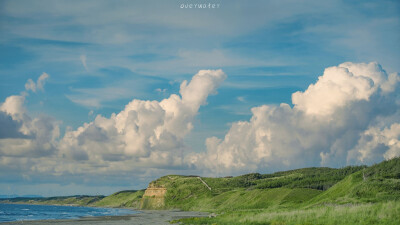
[
  {"left": 93, "top": 190, "right": 144, "bottom": 208},
  {"left": 176, "top": 201, "right": 400, "bottom": 225}
]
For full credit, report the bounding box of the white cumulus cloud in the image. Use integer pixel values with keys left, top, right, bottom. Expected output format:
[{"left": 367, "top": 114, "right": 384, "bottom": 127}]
[
  {"left": 188, "top": 62, "right": 400, "bottom": 176},
  {"left": 58, "top": 69, "right": 226, "bottom": 167},
  {"left": 1, "top": 70, "right": 226, "bottom": 182},
  {"left": 1, "top": 75, "right": 59, "bottom": 158},
  {"left": 2, "top": 63, "right": 399, "bottom": 186}
]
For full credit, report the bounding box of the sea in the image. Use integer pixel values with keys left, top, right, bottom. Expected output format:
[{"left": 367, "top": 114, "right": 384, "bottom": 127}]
[{"left": 0, "top": 203, "right": 137, "bottom": 223}]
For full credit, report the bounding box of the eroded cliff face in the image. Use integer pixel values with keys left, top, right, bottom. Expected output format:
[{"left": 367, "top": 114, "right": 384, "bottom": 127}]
[
  {"left": 140, "top": 183, "right": 167, "bottom": 209},
  {"left": 143, "top": 187, "right": 167, "bottom": 197}
]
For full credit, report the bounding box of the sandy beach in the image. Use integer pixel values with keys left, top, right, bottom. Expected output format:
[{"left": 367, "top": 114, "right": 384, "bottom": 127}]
[{"left": 1, "top": 210, "right": 209, "bottom": 225}]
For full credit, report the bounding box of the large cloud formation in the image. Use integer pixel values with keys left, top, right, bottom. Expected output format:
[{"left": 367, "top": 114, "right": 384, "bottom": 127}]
[
  {"left": 0, "top": 70, "right": 226, "bottom": 183},
  {"left": 57, "top": 69, "right": 226, "bottom": 168},
  {"left": 189, "top": 62, "right": 400, "bottom": 176},
  {"left": 1, "top": 63, "right": 399, "bottom": 185},
  {"left": 0, "top": 73, "right": 59, "bottom": 158}
]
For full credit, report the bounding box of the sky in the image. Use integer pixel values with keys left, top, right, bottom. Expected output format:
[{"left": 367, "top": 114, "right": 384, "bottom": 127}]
[{"left": 0, "top": 0, "right": 399, "bottom": 196}]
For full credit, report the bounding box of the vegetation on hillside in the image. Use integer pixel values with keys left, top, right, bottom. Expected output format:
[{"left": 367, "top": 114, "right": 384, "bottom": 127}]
[
  {"left": 1, "top": 157, "right": 399, "bottom": 224},
  {"left": 93, "top": 190, "right": 145, "bottom": 208},
  {"left": 143, "top": 164, "right": 366, "bottom": 211},
  {"left": 0, "top": 190, "right": 145, "bottom": 208},
  {"left": 174, "top": 201, "right": 400, "bottom": 225},
  {"left": 308, "top": 158, "right": 400, "bottom": 205},
  {"left": 171, "top": 157, "right": 400, "bottom": 224},
  {"left": 0, "top": 195, "right": 104, "bottom": 206}
]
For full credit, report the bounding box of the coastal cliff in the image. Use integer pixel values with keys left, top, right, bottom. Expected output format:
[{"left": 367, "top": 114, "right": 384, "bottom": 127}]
[
  {"left": 1, "top": 157, "right": 399, "bottom": 217},
  {"left": 140, "top": 183, "right": 167, "bottom": 209}
]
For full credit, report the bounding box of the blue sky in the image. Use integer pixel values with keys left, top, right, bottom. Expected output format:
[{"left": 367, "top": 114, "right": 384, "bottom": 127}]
[{"left": 0, "top": 0, "right": 399, "bottom": 196}]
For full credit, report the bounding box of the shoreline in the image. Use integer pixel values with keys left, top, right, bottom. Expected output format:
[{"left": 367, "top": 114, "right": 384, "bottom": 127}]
[{"left": 1, "top": 210, "right": 209, "bottom": 225}]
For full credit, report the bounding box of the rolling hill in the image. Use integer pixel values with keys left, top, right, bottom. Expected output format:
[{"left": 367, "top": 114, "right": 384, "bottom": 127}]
[{"left": 1, "top": 157, "right": 399, "bottom": 224}]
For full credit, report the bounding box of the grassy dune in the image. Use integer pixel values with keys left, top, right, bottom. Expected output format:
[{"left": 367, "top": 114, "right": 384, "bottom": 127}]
[
  {"left": 93, "top": 190, "right": 145, "bottom": 208},
  {"left": 142, "top": 164, "right": 366, "bottom": 211},
  {"left": 176, "top": 201, "right": 400, "bottom": 225},
  {"left": 171, "top": 158, "right": 400, "bottom": 224},
  {"left": 1, "top": 158, "right": 399, "bottom": 224},
  {"left": 0, "top": 195, "right": 104, "bottom": 206},
  {"left": 308, "top": 158, "right": 400, "bottom": 205},
  {"left": 0, "top": 191, "right": 144, "bottom": 208}
]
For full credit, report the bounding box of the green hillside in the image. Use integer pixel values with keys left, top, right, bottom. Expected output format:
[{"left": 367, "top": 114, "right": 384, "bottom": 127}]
[
  {"left": 93, "top": 190, "right": 145, "bottom": 208},
  {"left": 308, "top": 158, "right": 400, "bottom": 205},
  {"left": 142, "top": 164, "right": 365, "bottom": 211},
  {"left": 173, "top": 157, "right": 400, "bottom": 224},
  {"left": 0, "top": 195, "right": 104, "bottom": 206},
  {"left": 0, "top": 191, "right": 145, "bottom": 208},
  {"left": 175, "top": 201, "right": 400, "bottom": 225},
  {"left": 1, "top": 158, "right": 399, "bottom": 224},
  {"left": 158, "top": 178, "right": 322, "bottom": 211}
]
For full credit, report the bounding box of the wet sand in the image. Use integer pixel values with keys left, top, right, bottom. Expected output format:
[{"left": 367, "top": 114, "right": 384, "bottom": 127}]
[{"left": 2, "top": 210, "right": 209, "bottom": 225}]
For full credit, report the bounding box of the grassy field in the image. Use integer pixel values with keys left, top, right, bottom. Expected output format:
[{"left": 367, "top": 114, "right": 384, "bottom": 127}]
[
  {"left": 0, "top": 195, "right": 105, "bottom": 206},
  {"left": 93, "top": 190, "right": 145, "bottom": 208},
  {"left": 169, "top": 158, "right": 400, "bottom": 224},
  {"left": 175, "top": 201, "right": 400, "bottom": 225},
  {"left": 0, "top": 191, "right": 145, "bottom": 208},
  {"left": 1, "top": 158, "right": 399, "bottom": 224},
  {"left": 144, "top": 163, "right": 374, "bottom": 211}
]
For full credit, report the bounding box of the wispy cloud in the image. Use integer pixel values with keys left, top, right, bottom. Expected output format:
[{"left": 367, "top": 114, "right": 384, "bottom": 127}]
[
  {"left": 24, "top": 73, "right": 49, "bottom": 93},
  {"left": 65, "top": 69, "right": 170, "bottom": 108},
  {"left": 66, "top": 86, "right": 134, "bottom": 108},
  {"left": 237, "top": 96, "right": 246, "bottom": 102},
  {"left": 80, "top": 54, "right": 88, "bottom": 71},
  {"left": 65, "top": 95, "right": 101, "bottom": 108}
]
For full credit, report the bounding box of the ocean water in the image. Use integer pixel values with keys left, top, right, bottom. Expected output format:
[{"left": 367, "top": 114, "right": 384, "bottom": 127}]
[{"left": 0, "top": 203, "right": 137, "bottom": 223}]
